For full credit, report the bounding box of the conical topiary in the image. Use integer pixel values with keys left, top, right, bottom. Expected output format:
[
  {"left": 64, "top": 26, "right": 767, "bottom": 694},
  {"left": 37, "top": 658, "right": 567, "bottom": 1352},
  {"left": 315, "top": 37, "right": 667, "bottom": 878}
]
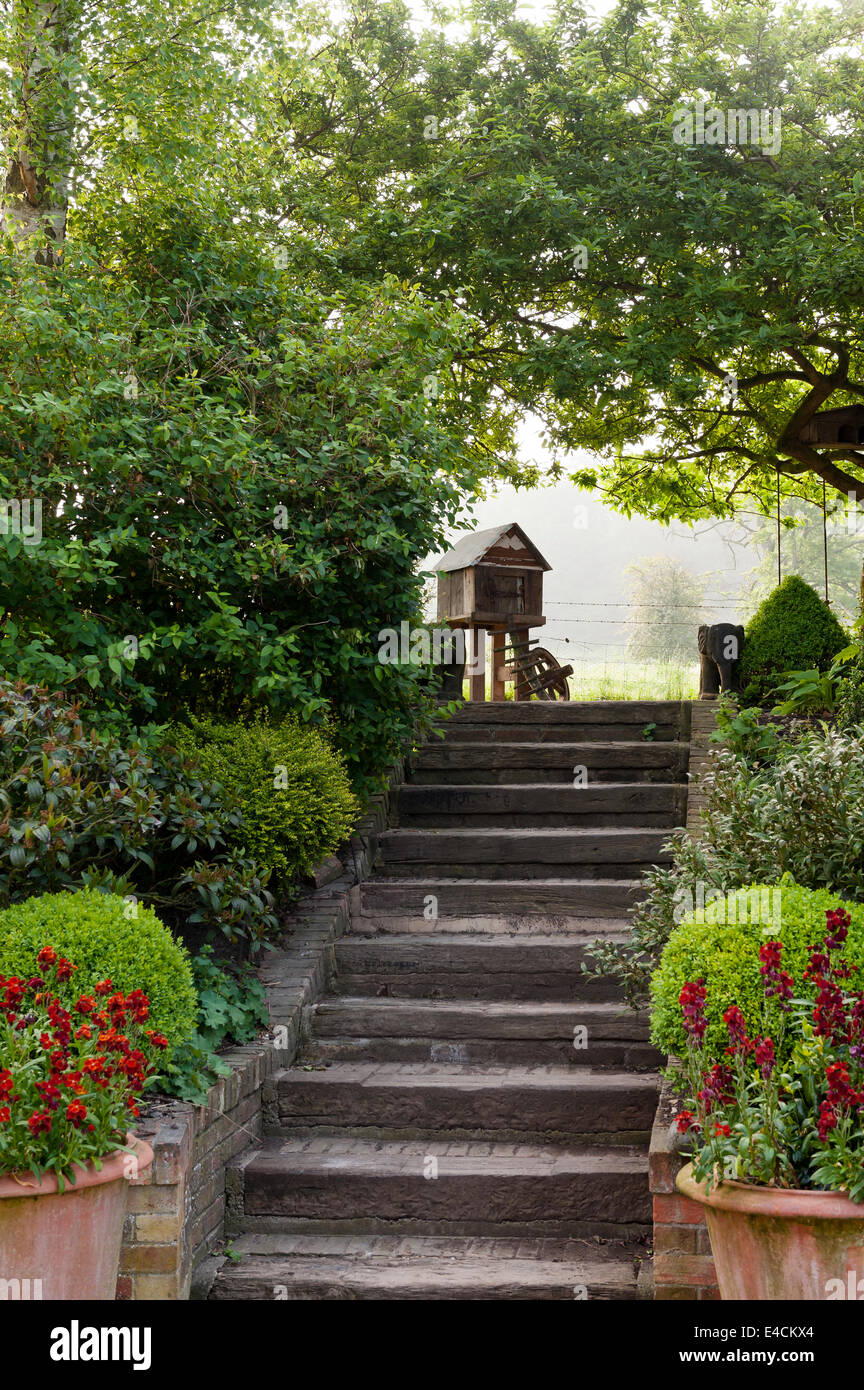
[{"left": 739, "top": 575, "right": 848, "bottom": 700}]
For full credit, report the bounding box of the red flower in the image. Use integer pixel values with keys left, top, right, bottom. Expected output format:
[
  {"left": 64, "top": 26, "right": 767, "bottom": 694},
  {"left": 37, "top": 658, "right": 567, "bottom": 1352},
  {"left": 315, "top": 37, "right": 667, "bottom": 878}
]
[
  {"left": 36, "top": 946, "right": 56, "bottom": 972},
  {"left": 74, "top": 1024, "right": 92, "bottom": 1041},
  {"left": 94, "top": 979, "right": 113, "bottom": 996},
  {"left": 676, "top": 1109, "right": 698, "bottom": 1133},
  {"left": 723, "top": 1005, "right": 748, "bottom": 1047},
  {"left": 713, "top": 1122, "right": 731, "bottom": 1137},
  {"left": 145, "top": 1031, "right": 168, "bottom": 1050},
  {"left": 74, "top": 995, "right": 95, "bottom": 1015},
  {"left": 0, "top": 1107, "right": 9, "bottom": 1123},
  {"left": 0, "top": 1070, "right": 13, "bottom": 1100},
  {"left": 28, "top": 1111, "right": 52, "bottom": 1136},
  {"left": 54, "top": 957, "right": 77, "bottom": 982},
  {"left": 679, "top": 980, "right": 708, "bottom": 1044},
  {"left": 66, "top": 1100, "right": 87, "bottom": 1128},
  {"left": 754, "top": 1037, "right": 776, "bottom": 1081}
]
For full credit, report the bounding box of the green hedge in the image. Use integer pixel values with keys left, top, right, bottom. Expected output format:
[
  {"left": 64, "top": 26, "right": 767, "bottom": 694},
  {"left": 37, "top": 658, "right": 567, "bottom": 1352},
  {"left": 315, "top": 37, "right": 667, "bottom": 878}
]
[
  {"left": 650, "top": 880, "right": 864, "bottom": 1063},
  {"left": 170, "top": 717, "right": 358, "bottom": 885},
  {"left": 0, "top": 890, "right": 198, "bottom": 1057},
  {"left": 740, "top": 575, "right": 848, "bottom": 699}
]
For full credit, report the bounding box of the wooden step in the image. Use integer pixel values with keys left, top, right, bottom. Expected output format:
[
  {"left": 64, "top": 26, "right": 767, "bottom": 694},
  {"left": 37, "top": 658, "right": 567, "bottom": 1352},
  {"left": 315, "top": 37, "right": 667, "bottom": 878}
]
[
  {"left": 412, "top": 741, "right": 690, "bottom": 784},
  {"left": 308, "top": 997, "right": 659, "bottom": 1069},
  {"left": 378, "top": 827, "right": 671, "bottom": 873},
  {"left": 439, "top": 700, "right": 685, "bottom": 724},
  {"left": 208, "top": 1231, "right": 646, "bottom": 1300},
  {"left": 358, "top": 878, "right": 645, "bottom": 920},
  {"left": 395, "top": 781, "right": 686, "bottom": 828},
  {"left": 271, "top": 1063, "right": 658, "bottom": 1142},
  {"left": 334, "top": 931, "right": 627, "bottom": 1001}
]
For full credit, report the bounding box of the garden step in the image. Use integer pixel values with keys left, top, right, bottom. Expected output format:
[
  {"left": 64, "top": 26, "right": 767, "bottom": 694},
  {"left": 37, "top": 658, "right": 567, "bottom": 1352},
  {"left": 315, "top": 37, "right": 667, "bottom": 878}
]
[
  {"left": 438, "top": 700, "right": 684, "bottom": 726},
  {"left": 307, "top": 996, "right": 657, "bottom": 1068},
  {"left": 333, "top": 931, "right": 626, "bottom": 1001},
  {"left": 377, "top": 827, "right": 671, "bottom": 870},
  {"left": 271, "top": 1063, "right": 658, "bottom": 1141},
  {"left": 236, "top": 1136, "right": 651, "bottom": 1230},
  {"left": 394, "top": 781, "right": 686, "bottom": 828},
  {"left": 208, "top": 1231, "right": 645, "bottom": 1300},
  {"left": 411, "top": 741, "right": 690, "bottom": 784},
  {"left": 357, "top": 878, "right": 645, "bottom": 920}
]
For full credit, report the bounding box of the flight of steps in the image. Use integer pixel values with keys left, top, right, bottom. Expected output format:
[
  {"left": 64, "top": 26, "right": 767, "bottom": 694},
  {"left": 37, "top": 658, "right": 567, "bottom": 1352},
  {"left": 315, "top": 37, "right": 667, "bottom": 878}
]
[{"left": 210, "top": 700, "right": 690, "bottom": 1301}]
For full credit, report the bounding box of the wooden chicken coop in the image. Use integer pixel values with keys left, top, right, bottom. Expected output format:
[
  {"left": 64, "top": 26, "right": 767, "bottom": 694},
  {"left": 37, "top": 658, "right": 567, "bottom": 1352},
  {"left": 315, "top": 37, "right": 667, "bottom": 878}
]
[
  {"left": 432, "top": 523, "right": 572, "bottom": 701},
  {"left": 800, "top": 405, "right": 864, "bottom": 448}
]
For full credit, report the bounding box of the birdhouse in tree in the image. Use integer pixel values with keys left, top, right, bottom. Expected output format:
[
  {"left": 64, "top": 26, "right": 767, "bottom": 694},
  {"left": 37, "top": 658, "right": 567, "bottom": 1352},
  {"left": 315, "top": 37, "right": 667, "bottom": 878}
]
[
  {"left": 800, "top": 405, "right": 864, "bottom": 449},
  {"left": 432, "top": 523, "right": 551, "bottom": 630}
]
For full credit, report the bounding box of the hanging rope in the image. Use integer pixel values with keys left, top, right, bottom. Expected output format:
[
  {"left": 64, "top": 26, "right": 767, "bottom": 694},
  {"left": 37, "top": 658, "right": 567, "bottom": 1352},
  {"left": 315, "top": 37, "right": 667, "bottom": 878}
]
[
  {"left": 776, "top": 466, "right": 782, "bottom": 587},
  {"left": 822, "top": 477, "right": 830, "bottom": 604}
]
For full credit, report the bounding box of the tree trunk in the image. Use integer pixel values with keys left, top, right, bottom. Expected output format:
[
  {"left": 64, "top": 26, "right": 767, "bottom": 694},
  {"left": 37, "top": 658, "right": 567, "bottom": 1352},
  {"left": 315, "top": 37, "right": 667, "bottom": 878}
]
[{"left": 2, "top": 1, "right": 76, "bottom": 264}]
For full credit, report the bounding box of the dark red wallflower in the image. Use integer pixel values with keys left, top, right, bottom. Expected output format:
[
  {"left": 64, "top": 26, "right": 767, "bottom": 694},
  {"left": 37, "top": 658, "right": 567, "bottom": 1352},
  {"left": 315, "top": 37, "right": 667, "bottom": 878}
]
[
  {"left": 27, "top": 1111, "right": 51, "bottom": 1135},
  {"left": 679, "top": 980, "right": 708, "bottom": 1044},
  {"left": 676, "top": 1110, "right": 698, "bottom": 1133},
  {"left": 754, "top": 1037, "right": 776, "bottom": 1081}
]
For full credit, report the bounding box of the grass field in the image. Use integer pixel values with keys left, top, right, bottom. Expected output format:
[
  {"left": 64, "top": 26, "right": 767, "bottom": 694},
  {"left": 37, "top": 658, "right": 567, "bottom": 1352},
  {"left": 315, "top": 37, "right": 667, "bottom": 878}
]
[{"left": 461, "top": 657, "right": 700, "bottom": 702}]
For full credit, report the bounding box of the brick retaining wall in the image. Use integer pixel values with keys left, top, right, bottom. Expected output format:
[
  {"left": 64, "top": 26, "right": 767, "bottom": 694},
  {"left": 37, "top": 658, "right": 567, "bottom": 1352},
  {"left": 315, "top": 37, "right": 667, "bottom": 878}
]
[{"left": 117, "top": 764, "right": 403, "bottom": 1300}]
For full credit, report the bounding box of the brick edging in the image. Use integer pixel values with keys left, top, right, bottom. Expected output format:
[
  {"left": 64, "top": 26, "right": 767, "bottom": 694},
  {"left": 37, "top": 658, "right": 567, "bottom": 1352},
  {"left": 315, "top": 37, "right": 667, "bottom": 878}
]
[
  {"left": 650, "top": 702, "right": 719, "bottom": 1300},
  {"left": 650, "top": 1072, "right": 718, "bottom": 1300},
  {"left": 118, "top": 758, "right": 405, "bottom": 1300}
]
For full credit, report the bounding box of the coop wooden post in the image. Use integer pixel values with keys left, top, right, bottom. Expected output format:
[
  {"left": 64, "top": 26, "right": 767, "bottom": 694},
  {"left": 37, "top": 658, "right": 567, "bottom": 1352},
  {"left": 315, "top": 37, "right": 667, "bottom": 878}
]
[
  {"left": 510, "top": 628, "right": 530, "bottom": 700},
  {"left": 491, "top": 629, "right": 508, "bottom": 702},
  {"left": 469, "top": 627, "right": 486, "bottom": 702}
]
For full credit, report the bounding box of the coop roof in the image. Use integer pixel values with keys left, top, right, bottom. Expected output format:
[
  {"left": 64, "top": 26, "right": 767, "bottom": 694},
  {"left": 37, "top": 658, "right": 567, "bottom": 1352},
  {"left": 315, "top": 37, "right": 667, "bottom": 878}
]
[{"left": 431, "top": 523, "right": 552, "bottom": 574}]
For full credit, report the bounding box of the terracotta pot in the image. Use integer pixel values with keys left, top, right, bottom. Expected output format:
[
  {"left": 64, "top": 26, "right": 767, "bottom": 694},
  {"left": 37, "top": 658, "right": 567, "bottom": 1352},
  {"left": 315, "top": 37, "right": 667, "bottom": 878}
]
[
  {"left": 677, "top": 1161, "right": 864, "bottom": 1300},
  {"left": 0, "top": 1133, "right": 153, "bottom": 1301}
]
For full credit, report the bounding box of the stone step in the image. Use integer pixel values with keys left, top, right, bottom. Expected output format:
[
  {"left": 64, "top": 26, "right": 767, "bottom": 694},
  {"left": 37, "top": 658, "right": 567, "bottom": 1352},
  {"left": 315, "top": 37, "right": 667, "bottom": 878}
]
[
  {"left": 358, "top": 878, "right": 645, "bottom": 920},
  {"left": 395, "top": 781, "right": 686, "bottom": 828},
  {"left": 271, "top": 1063, "right": 659, "bottom": 1142},
  {"left": 208, "top": 1231, "right": 645, "bottom": 1300},
  {"left": 377, "top": 827, "right": 671, "bottom": 873},
  {"left": 235, "top": 1137, "right": 651, "bottom": 1232},
  {"left": 334, "top": 931, "right": 626, "bottom": 1001},
  {"left": 307, "top": 996, "right": 658, "bottom": 1068},
  {"left": 412, "top": 741, "right": 690, "bottom": 784}
]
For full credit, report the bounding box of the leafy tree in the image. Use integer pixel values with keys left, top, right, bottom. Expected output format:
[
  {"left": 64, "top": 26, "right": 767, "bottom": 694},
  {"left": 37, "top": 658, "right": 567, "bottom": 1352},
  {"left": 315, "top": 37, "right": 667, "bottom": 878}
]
[
  {"left": 263, "top": 0, "right": 864, "bottom": 524},
  {"left": 0, "top": 1, "right": 484, "bottom": 787},
  {"left": 624, "top": 555, "right": 704, "bottom": 661}
]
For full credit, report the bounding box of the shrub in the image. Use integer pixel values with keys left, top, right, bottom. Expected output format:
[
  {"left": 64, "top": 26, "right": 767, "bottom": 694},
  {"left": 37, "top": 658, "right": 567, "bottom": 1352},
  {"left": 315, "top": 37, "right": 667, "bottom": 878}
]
[
  {"left": 650, "top": 881, "right": 864, "bottom": 1063},
  {"left": 170, "top": 717, "right": 358, "bottom": 885},
  {"left": 588, "top": 726, "right": 864, "bottom": 1005},
  {"left": 0, "top": 891, "right": 197, "bottom": 1057},
  {"left": 0, "top": 680, "right": 278, "bottom": 950},
  {"left": 159, "top": 946, "right": 271, "bottom": 1105},
  {"left": 739, "top": 575, "right": 848, "bottom": 700}
]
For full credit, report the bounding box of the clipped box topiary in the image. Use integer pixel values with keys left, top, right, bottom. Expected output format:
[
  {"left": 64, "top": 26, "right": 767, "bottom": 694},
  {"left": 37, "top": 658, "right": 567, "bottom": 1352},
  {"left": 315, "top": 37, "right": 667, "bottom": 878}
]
[
  {"left": 0, "top": 889, "right": 197, "bottom": 1057},
  {"left": 650, "top": 879, "right": 864, "bottom": 1064},
  {"left": 170, "top": 716, "right": 358, "bottom": 888},
  {"left": 739, "top": 574, "right": 848, "bottom": 701}
]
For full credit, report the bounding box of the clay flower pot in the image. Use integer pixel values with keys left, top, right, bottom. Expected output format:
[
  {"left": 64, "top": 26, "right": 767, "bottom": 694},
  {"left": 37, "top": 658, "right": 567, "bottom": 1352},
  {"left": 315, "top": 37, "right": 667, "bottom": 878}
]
[
  {"left": 677, "top": 1161, "right": 864, "bottom": 1300},
  {"left": 0, "top": 1133, "right": 152, "bottom": 1300}
]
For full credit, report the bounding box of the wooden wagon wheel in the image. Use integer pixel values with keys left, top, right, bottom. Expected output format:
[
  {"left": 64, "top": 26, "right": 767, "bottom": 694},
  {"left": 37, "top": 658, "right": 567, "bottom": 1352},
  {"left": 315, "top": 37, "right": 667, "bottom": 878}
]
[{"left": 505, "top": 634, "right": 573, "bottom": 701}]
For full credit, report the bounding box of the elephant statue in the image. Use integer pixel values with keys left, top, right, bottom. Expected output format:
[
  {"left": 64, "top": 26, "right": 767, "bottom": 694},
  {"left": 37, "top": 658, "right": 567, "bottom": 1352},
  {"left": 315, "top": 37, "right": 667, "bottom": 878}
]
[{"left": 698, "top": 622, "right": 744, "bottom": 699}]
